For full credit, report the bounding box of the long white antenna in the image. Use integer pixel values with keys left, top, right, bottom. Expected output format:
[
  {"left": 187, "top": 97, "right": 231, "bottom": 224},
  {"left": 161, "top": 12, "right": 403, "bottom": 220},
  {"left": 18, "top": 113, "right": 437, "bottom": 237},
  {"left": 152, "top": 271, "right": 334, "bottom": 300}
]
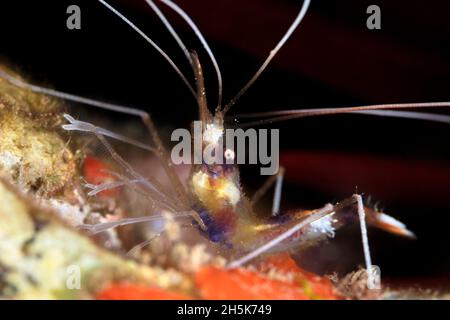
[
  {"left": 145, "top": 0, "right": 192, "bottom": 65},
  {"left": 236, "top": 102, "right": 450, "bottom": 118},
  {"left": 353, "top": 110, "right": 450, "bottom": 124},
  {"left": 0, "top": 69, "right": 148, "bottom": 117},
  {"left": 98, "top": 0, "right": 196, "bottom": 97},
  {"left": 235, "top": 102, "right": 450, "bottom": 127},
  {"left": 160, "top": 0, "right": 223, "bottom": 110},
  {"left": 223, "top": 0, "right": 312, "bottom": 113}
]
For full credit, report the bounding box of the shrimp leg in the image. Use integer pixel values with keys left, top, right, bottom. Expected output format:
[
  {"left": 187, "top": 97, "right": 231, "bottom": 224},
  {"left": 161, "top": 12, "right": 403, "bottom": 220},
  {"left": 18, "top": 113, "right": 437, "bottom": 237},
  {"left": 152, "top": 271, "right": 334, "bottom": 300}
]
[{"left": 228, "top": 194, "right": 412, "bottom": 288}]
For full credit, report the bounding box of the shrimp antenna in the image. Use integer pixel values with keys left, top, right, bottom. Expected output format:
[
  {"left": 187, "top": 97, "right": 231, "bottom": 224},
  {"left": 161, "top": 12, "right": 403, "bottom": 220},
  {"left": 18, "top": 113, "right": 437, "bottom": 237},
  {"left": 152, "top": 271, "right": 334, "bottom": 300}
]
[
  {"left": 353, "top": 110, "right": 450, "bottom": 124},
  {"left": 234, "top": 102, "right": 450, "bottom": 127},
  {"left": 191, "top": 51, "right": 212, "bottom": 123},
  {"left": 159, "top": 0, "right": 223, "bottom": 111},
  {"left": 98, "top": 0, "right": 196, "bottom": 98},
  {"left": 0, "top": 69, "right": 148, "bottom": 117},
  {"left": 223, "top": 0, "right": 311, "bottom": 114},
  {"left": 145, "top": 0, "right": 192, "bottom": 65}
]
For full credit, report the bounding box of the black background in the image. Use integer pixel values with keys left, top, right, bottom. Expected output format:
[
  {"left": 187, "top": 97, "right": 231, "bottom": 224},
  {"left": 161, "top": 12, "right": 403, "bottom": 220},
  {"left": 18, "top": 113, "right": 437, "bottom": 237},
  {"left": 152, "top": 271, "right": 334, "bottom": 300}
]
[{"left": 1, "top": 0, "right": 449, "bottom": 289}]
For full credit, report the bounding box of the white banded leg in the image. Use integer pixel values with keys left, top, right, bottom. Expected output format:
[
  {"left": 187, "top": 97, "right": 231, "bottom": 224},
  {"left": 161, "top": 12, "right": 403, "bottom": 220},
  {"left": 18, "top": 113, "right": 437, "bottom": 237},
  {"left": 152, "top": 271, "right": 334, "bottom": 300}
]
[{"left": 228, "top": 194, "right": 377, "bottom": 290}]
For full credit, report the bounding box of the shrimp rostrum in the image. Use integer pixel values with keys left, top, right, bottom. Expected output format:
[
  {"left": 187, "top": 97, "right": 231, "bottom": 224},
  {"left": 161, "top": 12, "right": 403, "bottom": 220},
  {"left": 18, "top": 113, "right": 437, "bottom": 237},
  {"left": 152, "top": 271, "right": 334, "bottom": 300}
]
[{"left": 2, "top": 0, "right": 450, "bottom": 287}]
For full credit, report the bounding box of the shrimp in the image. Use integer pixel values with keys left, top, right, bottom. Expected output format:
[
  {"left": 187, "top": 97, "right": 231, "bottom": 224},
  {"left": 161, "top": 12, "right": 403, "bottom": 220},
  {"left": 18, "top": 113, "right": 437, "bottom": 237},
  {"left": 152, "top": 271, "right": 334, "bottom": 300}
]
[{"left": 1, "top": 0, "right": 448, "bottom": 288}]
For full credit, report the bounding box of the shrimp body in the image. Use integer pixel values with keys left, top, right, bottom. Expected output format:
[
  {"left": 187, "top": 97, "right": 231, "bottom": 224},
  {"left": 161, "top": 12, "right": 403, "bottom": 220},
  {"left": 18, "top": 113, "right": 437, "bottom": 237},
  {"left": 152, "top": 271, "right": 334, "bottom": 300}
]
[
  {"left": 189, "top": 160, "right": 251, "bottom": 247},
  {"left": 189, "top": 129, "right": 414, "bottom": 256}
]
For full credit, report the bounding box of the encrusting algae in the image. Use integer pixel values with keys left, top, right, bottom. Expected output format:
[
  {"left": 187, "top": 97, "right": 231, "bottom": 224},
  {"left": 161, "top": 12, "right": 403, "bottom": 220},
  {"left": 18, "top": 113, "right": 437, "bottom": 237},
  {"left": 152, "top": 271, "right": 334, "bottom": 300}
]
[
  {"left": 0, "top": 65, "right": 76, "bottom": 195},
  {"left": 0, "top": 178, "right": 193, "bottom": 299}
]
